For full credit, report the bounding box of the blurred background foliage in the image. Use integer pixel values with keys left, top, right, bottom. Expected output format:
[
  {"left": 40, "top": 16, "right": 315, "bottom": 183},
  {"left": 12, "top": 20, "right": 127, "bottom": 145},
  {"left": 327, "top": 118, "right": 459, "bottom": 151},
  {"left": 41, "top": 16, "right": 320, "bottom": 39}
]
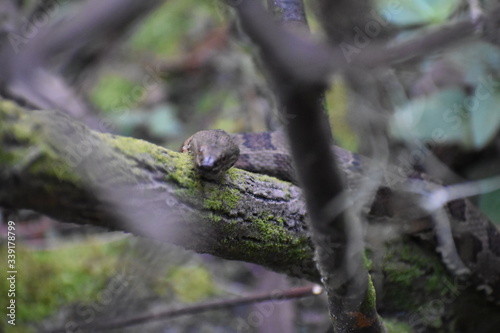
[
  {"left": 2, "top": 1, "right": 334, "bottom": 331},
  {"left": 2, "top": 0, "right": 500, "bottom": 331},
  {"left": 86, "top": 0, "right": 356, "bottom": 151}
]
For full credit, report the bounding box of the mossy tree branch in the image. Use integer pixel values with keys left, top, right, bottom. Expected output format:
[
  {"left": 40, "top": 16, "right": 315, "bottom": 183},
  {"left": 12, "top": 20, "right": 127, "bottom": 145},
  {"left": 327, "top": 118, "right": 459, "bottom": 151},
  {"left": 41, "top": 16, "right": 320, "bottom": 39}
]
[{"left": 0, "top": 99, "right": 316, "bottom": 280}]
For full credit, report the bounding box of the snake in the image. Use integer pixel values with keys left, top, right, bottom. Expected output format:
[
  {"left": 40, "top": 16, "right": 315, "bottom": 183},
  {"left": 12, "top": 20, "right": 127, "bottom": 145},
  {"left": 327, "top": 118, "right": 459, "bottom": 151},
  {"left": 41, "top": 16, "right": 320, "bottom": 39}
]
[{"left": 181, "top": 129, "right": 500, "bottom": 303}]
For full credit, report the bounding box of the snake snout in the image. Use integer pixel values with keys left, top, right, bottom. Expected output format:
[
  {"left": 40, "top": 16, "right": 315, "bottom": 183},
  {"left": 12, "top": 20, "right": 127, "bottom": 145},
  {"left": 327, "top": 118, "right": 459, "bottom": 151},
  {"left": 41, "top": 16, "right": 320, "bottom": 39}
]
[{"left": 199, "top": 155, "right": 216, "bottom": 170}]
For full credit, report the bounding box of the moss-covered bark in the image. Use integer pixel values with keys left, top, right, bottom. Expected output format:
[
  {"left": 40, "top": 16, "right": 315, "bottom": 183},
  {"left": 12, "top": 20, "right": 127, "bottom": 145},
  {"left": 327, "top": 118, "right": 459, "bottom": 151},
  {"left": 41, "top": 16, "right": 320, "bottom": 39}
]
[
  {"left": 0, "top": 99, "right": 315, "bottom": 280},
  {"left": 1, "top": 100, "right": 499, "bottom": 331}
]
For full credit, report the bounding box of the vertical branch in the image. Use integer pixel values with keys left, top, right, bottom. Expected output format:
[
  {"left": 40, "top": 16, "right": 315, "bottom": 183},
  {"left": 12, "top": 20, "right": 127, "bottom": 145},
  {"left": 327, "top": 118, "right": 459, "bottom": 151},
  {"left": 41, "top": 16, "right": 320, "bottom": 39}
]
[
  {"left": 234, "top": 0, "right": 384, "bottom": 331},
  {"left": 313, "top": 0, "right": 375, "bottom": 44},
  {"left": 266, "top": 0, "right": 331, "bottom": 134},
  {"left": 267, "top": 0, "right": 308, "bottom": 27}
]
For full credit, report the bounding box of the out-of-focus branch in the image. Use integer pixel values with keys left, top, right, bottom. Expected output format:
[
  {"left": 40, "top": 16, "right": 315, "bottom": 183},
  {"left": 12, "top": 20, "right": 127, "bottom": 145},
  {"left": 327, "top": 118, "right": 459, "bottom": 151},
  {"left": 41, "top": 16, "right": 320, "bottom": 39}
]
[
  {"left": 313, "top": 0, "right": 377, "bottom": 44},
  {"left": 19, "top": 0, "right": 161, "bottom": 68},
  {"left": 234, "top": 0, "right": 383, "bottom": 331},
  {"left": 49, "top": 285, "right": 322, "bottom": 332},
  {"left": 0, "top": 0, "right": 162, "bottom": 126},
  {"left": 229, "top": 1, "right": 500, "bottom": 87}
]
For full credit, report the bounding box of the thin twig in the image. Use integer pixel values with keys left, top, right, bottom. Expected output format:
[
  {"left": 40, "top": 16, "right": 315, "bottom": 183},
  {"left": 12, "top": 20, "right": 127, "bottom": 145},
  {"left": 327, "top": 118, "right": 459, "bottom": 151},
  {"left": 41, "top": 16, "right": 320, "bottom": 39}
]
[
  {"left": 47, "top": 285, "right": 322, "bottom": 332},
  {"left": 423, "top": 175, "right": 500, "bottom": 212}
]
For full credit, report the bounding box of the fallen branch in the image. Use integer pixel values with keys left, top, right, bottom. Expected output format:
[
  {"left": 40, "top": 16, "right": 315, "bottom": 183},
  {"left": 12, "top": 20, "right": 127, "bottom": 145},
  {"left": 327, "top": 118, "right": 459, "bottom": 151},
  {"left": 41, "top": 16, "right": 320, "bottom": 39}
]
[
  {"left": 0, "top": 99, "right": 317, "bottom": 281},
  {"left": 48, "top": 285, "right": 322, "bottom": 332}
]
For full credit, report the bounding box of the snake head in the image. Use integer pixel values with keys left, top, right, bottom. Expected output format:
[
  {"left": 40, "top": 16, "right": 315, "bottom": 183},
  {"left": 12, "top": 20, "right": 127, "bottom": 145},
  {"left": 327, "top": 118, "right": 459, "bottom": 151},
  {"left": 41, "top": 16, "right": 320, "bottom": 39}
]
[{"left": 181, "top": 130, "right": 240, "bottom": 180}]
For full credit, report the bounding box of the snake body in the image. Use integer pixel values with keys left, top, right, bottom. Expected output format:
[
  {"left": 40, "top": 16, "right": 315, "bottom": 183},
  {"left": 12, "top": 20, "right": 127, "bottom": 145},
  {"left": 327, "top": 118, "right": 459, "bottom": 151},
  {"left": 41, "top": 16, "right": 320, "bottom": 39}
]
[{"left": 182, "top": 129, "right": 500, "bottom": 303}]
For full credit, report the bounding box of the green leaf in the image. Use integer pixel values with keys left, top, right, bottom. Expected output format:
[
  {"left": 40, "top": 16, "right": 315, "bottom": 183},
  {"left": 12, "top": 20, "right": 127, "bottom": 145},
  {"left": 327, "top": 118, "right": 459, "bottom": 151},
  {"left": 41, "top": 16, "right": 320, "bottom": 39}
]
[
  {"left": 391, "top": 41, "right": 500, "bottom": 149},
  {"left": 148, "top": 104, "right": 182, "bottom": 137},
  {"left": 90, "top": 75, "right": 137, "bottom": 112},
  {"left": 129, "top": 0, "right": 219, "bottom": 57},
  {"left": 376, "top": 0, "right": 460, "bottom": 26},
  {"left": 444, "top": 42, "right": 500, "bottom": 86},
  {"left": 109, "top": 111, "right": 147, "bottom": 136},
  {"left": 390, "top": 88, "right": 472, "bottom": 146},
  {"left": 470, "top": 88, "right": 500, "bottom": 147},
  {"left": 479, "top": 189, "right": 500, "bottom": 224}
]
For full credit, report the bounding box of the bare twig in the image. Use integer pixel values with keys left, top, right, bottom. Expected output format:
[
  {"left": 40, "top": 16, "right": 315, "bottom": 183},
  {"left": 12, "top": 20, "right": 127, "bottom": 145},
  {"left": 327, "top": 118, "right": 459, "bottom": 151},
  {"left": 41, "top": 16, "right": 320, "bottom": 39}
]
[{"left": 47, "top": 285, "right": 322, "bottom": 332}]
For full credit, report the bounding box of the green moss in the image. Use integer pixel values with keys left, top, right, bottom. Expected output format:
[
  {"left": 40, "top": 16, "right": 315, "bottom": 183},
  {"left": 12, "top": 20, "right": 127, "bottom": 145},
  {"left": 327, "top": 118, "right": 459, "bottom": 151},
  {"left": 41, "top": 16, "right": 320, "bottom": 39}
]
[
  {"left": 274, "top": 216, "right": 287, "bottom": 226},
  {"left": 381, "top": 240, "right": 464, "bottom": 331},
  {"left": 100, "top": 133, "right": 188, "bottom": 185},
  {"left": 382, "top": 239, "right": 454, "bottom": 314},
  {"left": 162, "top": 150, "right": 201, "bottom": 189},
  {"left": 425, "top": 274, "right": 443, "bottom": 292},
  {"left": 399, "top": 242, "right": 450, "bottom": 294},
  {"left": 208, "top": 212, "right": 223, "bottom": 223},
  {"left": 0, "top": 104, "right": 80, "bottom": 184},
  {"left": 216, "top": 206, "right": 313, "bottom": 272},
  {"left": 90, "top": 75, "right": 138, "bottom": 112},
  {"left": 0, "top": 99, "right": 24, "bottom": 114},
  {"left": 162, "top": 265, "right": 218, "bottom": 303},
  {"left": 384, "top": 318, "right": 414, "bottom": 333},
  {"left": 129, "top": 0, "right": 219, "bottom": 57},
  {"left": 382, "top": 242, "right": 427, "bottom": 311},
  {"left": 252, "top": 216, "right": 285, "bottom": 239},
  {"left": 0, "top": 237, "right": 127, "bottom": 327},
  {"left": 225, "top": 233, "right": 311, "bottom": 266},
  {"left": 364, "top": 251, "right": 374, "bottom": 270},
  {"left": 204, "top": 186, "right": 240, "bottom": 211},
  {"left": 384, "top": 261, "right": 422, "bottom": 286},
  {"left": 359, "top": 274, "right": 378, "bottom": 314},
  {"left": 385, "top": 241, "right": 445, "bottom": 289},
  {"left": 226, "top": 168, "right": 243, "bottom": 183},
  {"left": 254, "top": 172, "right": 293, "bottom": 187},
  {"left": 102, "top": 133, "right": 160, "bottom": 157}
]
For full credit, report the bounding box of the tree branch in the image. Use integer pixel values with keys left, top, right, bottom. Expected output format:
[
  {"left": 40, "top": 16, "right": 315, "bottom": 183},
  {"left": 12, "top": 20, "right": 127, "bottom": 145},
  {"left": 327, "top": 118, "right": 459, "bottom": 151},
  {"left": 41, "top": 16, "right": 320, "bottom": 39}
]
[
  {"left": 228, "top": 1, "right": 500, "bottom": 88},
  {"left": 234, "top": 0, "right": 383, "bottom": 331},
  {"left": 0, "top": 99, "right": 318, "bottom": 281}
]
